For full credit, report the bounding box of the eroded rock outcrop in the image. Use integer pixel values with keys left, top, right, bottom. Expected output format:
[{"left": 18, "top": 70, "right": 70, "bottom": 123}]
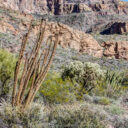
[
  {"left": 1, "top": 0, "right": 128, "bottom": 15},
  {"left": 0, "top": 21, "right": 16, "bottom": 33},
  {"left": 90, "top": 0, "right": 128, "bottom": 15},
  {"left": 0, "top": 17, "right": 103, "bottom": 57},
  {"left": 101, "top": 22, "right": 128, "bottom": 34},
  {"left": 102, "top": 41, "right": 128, "bottom": 60},
  {"left": 1, "top": 0, "right": 128, "bottom": 33},
  {"left": 21, "top": 21, "right": 103, "bottom": 57}
]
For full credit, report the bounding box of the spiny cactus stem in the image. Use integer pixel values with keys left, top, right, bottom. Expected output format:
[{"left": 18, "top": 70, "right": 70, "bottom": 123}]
[
  {"left": 16, "top": 54, "right": 28, "bottom": 106},
  {"left": 12, "top": 22, "right": 33, "bottom": 106},
  {"left": 27, "top": 20, "right": 45, "bottom": 67},
  {"left": 30, "top": 34, "right": 59, "bottom": 104},
  {"left": 33, "top": 37, "right": 52, "bottom": 87},
  {"left": 24, "top": 63, "right": 37, "bottom": 107},
  {"left": 19, "top": 21, "right": 47, "bottom": 104}
]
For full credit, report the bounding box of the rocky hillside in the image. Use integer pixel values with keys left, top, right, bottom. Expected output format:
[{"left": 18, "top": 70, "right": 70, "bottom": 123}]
[
  {"left": 0, "top": 2, "right": 128, "bottom": 128},
  {"left": 0, "top": 7, "right": 103, "bottom": 58},
  {"left": 1, "top": 0, "right": 128, "bottom": 33},
  {"left": 1, "top": 0, "right": 128, "bottom": 15},
  {"left": 0, "top": 1, "right": 128, "bottom": 60}
]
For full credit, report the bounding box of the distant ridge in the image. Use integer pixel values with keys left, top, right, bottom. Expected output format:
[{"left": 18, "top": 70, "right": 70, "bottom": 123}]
[{"left": 0, "top": 0, "right": 128, "bottom": 33}]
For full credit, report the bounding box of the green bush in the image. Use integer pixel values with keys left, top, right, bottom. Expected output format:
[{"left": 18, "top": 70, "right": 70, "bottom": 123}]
[
  {"left": 121, "top": 70, "right": 128, "bottom": 86},
  {"left": 0, "top": 49, "right": 17, "bottom": 95},
  {"left": 93, "top": 97, "right": 111, "bottom": 105},
  {"left": 93, "top": 70, "right": 127, "bottom": 98},
  {"left": 62, "top": 61, "right": 105, "bottom": 94},
  {"left": 40, "top": 72, "right": 76, "bottom": 104}
]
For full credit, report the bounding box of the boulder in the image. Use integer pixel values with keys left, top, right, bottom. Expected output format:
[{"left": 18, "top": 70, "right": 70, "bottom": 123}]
[
  {"left": 102, "top": 41, "right": 128, "bottom": 60},
  {"left": 0, "top": 21, "right": 18, "bottom": 35}
]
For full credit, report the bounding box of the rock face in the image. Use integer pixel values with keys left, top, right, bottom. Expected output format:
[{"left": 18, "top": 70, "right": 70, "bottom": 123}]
[
  {"left": 1, "top": 0, "right": 128, "bottom": 33},
  {"left": 101, "top": 22, "right": 128, "bottom": 34},
  {"left": 1, "top": 0, "right": 128, "bottom": 15},
  {"left": 21, "top": 21, "right": 103, "bottom": 57},
  {"left": 0, "top": 15, "right": 103, "bottom": 57},
  {"left": 0, "top": 0, "right": 92, "bottom": 14},
  {"left": 102, "top": 41, "right": 128, "bottom": 60},
  {"left": 1, "top": 1, "right": 128, "bottom": 60}
]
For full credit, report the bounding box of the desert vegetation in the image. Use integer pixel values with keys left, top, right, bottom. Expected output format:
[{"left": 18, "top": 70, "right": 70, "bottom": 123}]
[
  {"left": 0, "top": 44, "right": 128, "bottom": 127},
  {"left": 0, "top": 5, "right": 128, "bottom": 128}
]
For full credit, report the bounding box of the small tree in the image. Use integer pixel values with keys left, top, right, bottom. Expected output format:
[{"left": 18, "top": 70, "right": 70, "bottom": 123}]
[{"left": 12, "top": 20, "right": 60, "bottom": 108}]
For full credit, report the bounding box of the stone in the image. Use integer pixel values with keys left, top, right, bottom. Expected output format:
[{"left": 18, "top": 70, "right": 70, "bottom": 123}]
[
  {"left": 101, "top": 22, "right": 128, "bottom": 34},
  {"left": 0, "top": 21, "right": 18, "bottom": 35},
  {"left": 102, "top": 41, "right": 128, "bottom": 60}
]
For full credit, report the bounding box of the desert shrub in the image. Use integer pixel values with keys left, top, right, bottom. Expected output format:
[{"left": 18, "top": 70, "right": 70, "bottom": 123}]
[
  {"left": 93, "top": 97, "right": 111, "bottom": 105},
  {"left": 121, "top": 70, "right": 128, "bottom": 86},
  {"left": 0, "top": 99, "right": 45, "bottom": 128},
  {"left": 106, "top": 105, "right": 124, "bottom": 115},
  {"left": 48, "top": 104, "right": 106, "bottom": 128},
  {"left": 83, "top": 94, "right": 93, "bottom": 102},
  {"left": 62, "top": 61, "right": 105, "bottom": 95},
  {"left": 40, "top": 72, "right": 76, "bottom": 104},
  {"left": 111, "top": 116, "right": 128, "bottom": 128},
  {"left": 0, "top": 49, "right": 17, "bottom": 96},
  {"left": 93, "top": 70, "right": 127, "bottom": 99}
]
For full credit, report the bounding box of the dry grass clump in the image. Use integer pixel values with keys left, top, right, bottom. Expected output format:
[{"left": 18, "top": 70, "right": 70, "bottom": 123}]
[
  {"left": 48, "top": 103, "right": 106, "bottom": 128},
  {"left": 0, "top": 99, "right": 45, "bottom": 128},
  {"left": 0, "top": 100, "right": 107, "bottom": 128}
]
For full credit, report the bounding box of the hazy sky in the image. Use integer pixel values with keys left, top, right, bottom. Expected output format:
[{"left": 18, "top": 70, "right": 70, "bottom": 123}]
[{"left": 123, "top": 0, "right": 128, "bottom": 1}]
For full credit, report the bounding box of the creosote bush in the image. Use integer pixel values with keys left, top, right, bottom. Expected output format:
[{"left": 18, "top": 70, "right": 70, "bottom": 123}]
[
  {"left": 0, "top": 49, "right": 17, "bottom": 96},
  {"left": 93, "top": 97, "right": 111, "bottom": 105},
  {"left": 40, "top": 72, "right": 76, "bottom": 104}
]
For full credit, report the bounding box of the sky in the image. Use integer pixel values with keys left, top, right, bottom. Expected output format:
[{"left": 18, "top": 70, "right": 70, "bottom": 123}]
[{"left": 123, "top": 0, "right": 128, "bottom": 1}]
